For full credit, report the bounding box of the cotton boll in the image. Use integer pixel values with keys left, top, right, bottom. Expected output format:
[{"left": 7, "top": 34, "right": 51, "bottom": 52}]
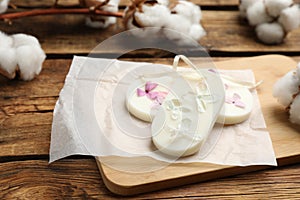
[
  {"left": 15, "top": 45, "right": 46, "bottom": 81},
  {"left": 12, "top": 33, "right": 40, "bottom": 47},
  {"left": 85, "top": 9, "right": 117, "bottom": 28},
  {"left": 124, "top": 0, "right": 206, "bottom": 46},
  {"left": 134, "top": 4, "right": 170, "bottom": 27},
  {"left": 0, "top": 31, "right": 13, "bottom": 47},
  {"left": 273, "top": 69, "right": 300, "bottom": 107},
  {"left": 255, "top": 22, "right": 285, "bottom": 44},
  {"left": 124, "top": 1, "right": 171, "bottom": 37},
  {"left": 86, "top": 16, "right": 117, "bottom": 28},
  {"left": 172, "top": 1, "right": 202, "bottom": 24},
  {"left": 0, "top": 0, "right": 9, "bottom": 14},
  {"left": 124, "top": 1, "right": 171, "bottom": 29},
  {"left": 246, "top": 1, "right": 273, "bottom": 26},
  {"left": 0, "top": 47, "right": 17, "bottom": 79},
  {"left": 164, "top": 14, "right": 192, "bottom": 44},
  {"left": 289, "top": 94, "right": 300, "bottom": 125},
  {"left": 265, "top": 0, "right": 293, "bottom": 17},
  {"left": 0, "top": 32, "right": 45, "bottom": 81},
  {"left": 85, "top": 0, "right": 119, "bottom": 28},
  {"left": 84, "top": 0, "right": 120, "bottom": 28},
  {"left": 239, "top": 0, "right": 260, "bottom": 18},
  {"left": 278, "top": 5, "right": 300, "bottom": 32},
  {"left": 297, "top": 63, "right": 300, "bottom": 79},
  {"left": 189, "top": 24, "right": 206, "bottom": 41},
  {"left": 157, "top": 0, "right": 168, "bottom": 6}
]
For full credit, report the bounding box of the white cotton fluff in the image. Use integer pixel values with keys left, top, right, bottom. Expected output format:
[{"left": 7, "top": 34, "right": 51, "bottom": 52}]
[
  {"left": 0, "top": 0, "right": 9, "bottom": 14},
  {"left": 255, "top": 22, "right": 285, "bottom": 44},
  {"left": 134, "top": 3, "right": 170, "bottom": 27},
  {"left": 240, "top": 0, "right": 300, "bottom": 44},
  {"left": 278, "top": 5, "right": 300, "bottom": 32},
  {"left": 0, "top": 31, "right": 13, "bottom": 47},
  {"left": 273, "top": 64, "right": 300, "bottom": 125},
  {"left": 189, "top": 24, "right": 206, "bottom": 42},
  {"left": 273, "top": 63, "right": 300, "bottom": 125},
  {"left": 85, "top": 0, "right": 120, "bottom": 29},
  {"left": 125, "top": 0, "right": 205, "bottom": 46},
  {"left": 289, "top": 94, "right": 300, "bottom": 125},
  {"left": 172, "top": 0, "right": 202, "bottom": 24},
  {"left": 12, "top": 33, "right": 40, "bottom": 47},
  {"left": 0, "top": 32, "right": 16, "bottom": 78},
  {"left": 15, "top": 45, "right": 45, "bottom": 81},
  {"left": 163, "top": 13, "right": 193, "bottom": 45},
  {"left": 157, "top": 0, "right": 168, "bottom": 6},
  {"left": 273, "top": 68, "right": 300, "bottom": 107},
  {"left": 239, "top": 0, "right": 260, "bottom": 18},
  {"left": 126, "top": 3, "right": 170, "bottom": 38},
  {"left": 246, "top": 1, "right": 273, "bottom": 26},
  {"left": 11, "top": 33, "right": 46, "bottom": 81},
  {"left": 0, "top": 31, "right": 46, "bottom": 81},
  {"left": 0, "top": 47, "right": 17, "bottom": 78},
  {"left": 265, "top": 0, "right": 293, "bottom": 17}
]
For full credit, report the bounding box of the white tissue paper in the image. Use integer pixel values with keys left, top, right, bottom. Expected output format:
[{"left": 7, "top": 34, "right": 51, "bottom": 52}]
[{"left": 50, "top": 56, "right": 277, "bottom": 169}]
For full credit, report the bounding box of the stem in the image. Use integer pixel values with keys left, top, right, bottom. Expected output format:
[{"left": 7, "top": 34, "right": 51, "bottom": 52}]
[{"left": 0, "top": 8, "right": 124, "bottom": 20}]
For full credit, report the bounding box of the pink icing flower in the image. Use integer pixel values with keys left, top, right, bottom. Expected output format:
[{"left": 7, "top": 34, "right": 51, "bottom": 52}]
[
  {"left": 137, "top": 81, "right": 168, "bottom": 104},
  {"left": 225, "top": 93, "right": 245, "bottom": 108}
]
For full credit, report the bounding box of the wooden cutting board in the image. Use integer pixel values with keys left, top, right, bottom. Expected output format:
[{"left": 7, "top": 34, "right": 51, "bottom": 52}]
[{"left": 96, "top": 55, "right": 300, "bottom": 196}]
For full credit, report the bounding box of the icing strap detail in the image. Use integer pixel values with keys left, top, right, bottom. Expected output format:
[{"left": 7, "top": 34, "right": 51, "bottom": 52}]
[{"left": 173, "top": 55, "right": 262, "bottom": 90}]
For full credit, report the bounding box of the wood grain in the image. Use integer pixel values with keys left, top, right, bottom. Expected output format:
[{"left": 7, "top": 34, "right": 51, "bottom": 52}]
[
  {"left": 0, "top": 60, "right": 71, "bottom": 157},
  {"left": 1, "top": 10, "right": 300, "bottom": 55},
  {"left": 10, "top": 0, "right": 240, "bottom": 7},
  {"left": 0, "top": 159, "right": 299, "bottom": 199}
]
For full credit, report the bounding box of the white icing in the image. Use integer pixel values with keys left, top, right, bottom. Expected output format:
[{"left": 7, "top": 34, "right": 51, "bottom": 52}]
[
  {"left": 151, "top": 96, "right": 216, "bottom": 157},
  {"left": 217, "top": 81, "right": 253, "bottom": 125},
  {"left": 126, "top": 81, "right": 177, "bottom": 122}
]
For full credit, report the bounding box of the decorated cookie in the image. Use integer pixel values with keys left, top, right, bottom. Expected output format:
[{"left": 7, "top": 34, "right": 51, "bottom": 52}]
[
  {"left": 217, "top": 82, "right": 253, "bottom": 125},
  {"left": 150, "top": 70, "right": 224, "bottom": 157},
  {"left": 126, "top": 81, "right": 177, "bottom": 122},
  {"left": 151, "top": 94, "right": 216, "bottom": 157},
  {"left": 126, "top": 55, "right": 225, "bottom": 157}
]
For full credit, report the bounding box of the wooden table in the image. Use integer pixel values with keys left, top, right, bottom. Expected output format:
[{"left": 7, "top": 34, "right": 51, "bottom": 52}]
[{"left": 1, "top": 0, "right": 300, "bottom": 199}]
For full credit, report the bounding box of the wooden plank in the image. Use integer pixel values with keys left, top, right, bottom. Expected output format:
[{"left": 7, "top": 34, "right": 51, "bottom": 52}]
[
  {"left": 0, "top": 59, "right": 71, "bottom": 157},
  {"left": 10, "top": 0, "right": 240, "bottom": 7},
  {"left": 0, "top": 159, "right": 299, "bottom": 199},
  {"left": 1, "top": 10, "right": 300, "bottom": 55},
  {"left": 201, "top": 11, "right": 300, "bottom": 53},
  {"left": 119, "top": 0, "right": 239, "bottom": 7},
  {"left": 10, "top": 0, "right": 79, "bottom": 8},
  {"left": 97, "top": 55, "right": 300, "bottom": 195}
]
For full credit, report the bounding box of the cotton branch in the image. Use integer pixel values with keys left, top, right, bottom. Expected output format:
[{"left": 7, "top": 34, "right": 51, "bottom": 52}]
[{"left": 0, "top": 8, "right": 123, "bottom": 21}]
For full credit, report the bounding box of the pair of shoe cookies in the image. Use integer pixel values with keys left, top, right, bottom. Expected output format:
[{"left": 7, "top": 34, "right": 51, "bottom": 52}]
[{"left": 126, "top": 55, "right": 256, "bottom": 157}]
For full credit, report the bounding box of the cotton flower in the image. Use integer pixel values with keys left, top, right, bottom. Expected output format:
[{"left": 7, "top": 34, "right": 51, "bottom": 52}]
[
  {"left": 81, "top": 0, "right": 120, "bottom": 28},
  {"left": 246, "top": 1, "right": 272, "bottom": 26},
  {"left": 12, "top": 34, "right": 46, "bottom": 81},
  {"left": 240, "top": 0, "right": 300, "bottom": 44},
  {"left": 0, "top": 31, "right": 46, "bottom": 81},
  {"left": 278, "top": 5, "right": 300, "bottom": 32},
  {"left": 290, "top": 95, "right": 300, "bottom": 124},
  {"left": 255, "top": 22, "right": 285, "bottom": 44},
  {"left": 273, "top": 63, "right": 300, "bottom": 125},
  {"left": 0, "top": 0, "right": 9, "bottom": 14},
  {"left": 239, "top": 0, "right": 260, "bottom": 18},
  {"left": 124, "top": 0, "right": 206, "bottom": 46},
  {"left": 265, "top": 0, "right": 292, "bottom": 17}
]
